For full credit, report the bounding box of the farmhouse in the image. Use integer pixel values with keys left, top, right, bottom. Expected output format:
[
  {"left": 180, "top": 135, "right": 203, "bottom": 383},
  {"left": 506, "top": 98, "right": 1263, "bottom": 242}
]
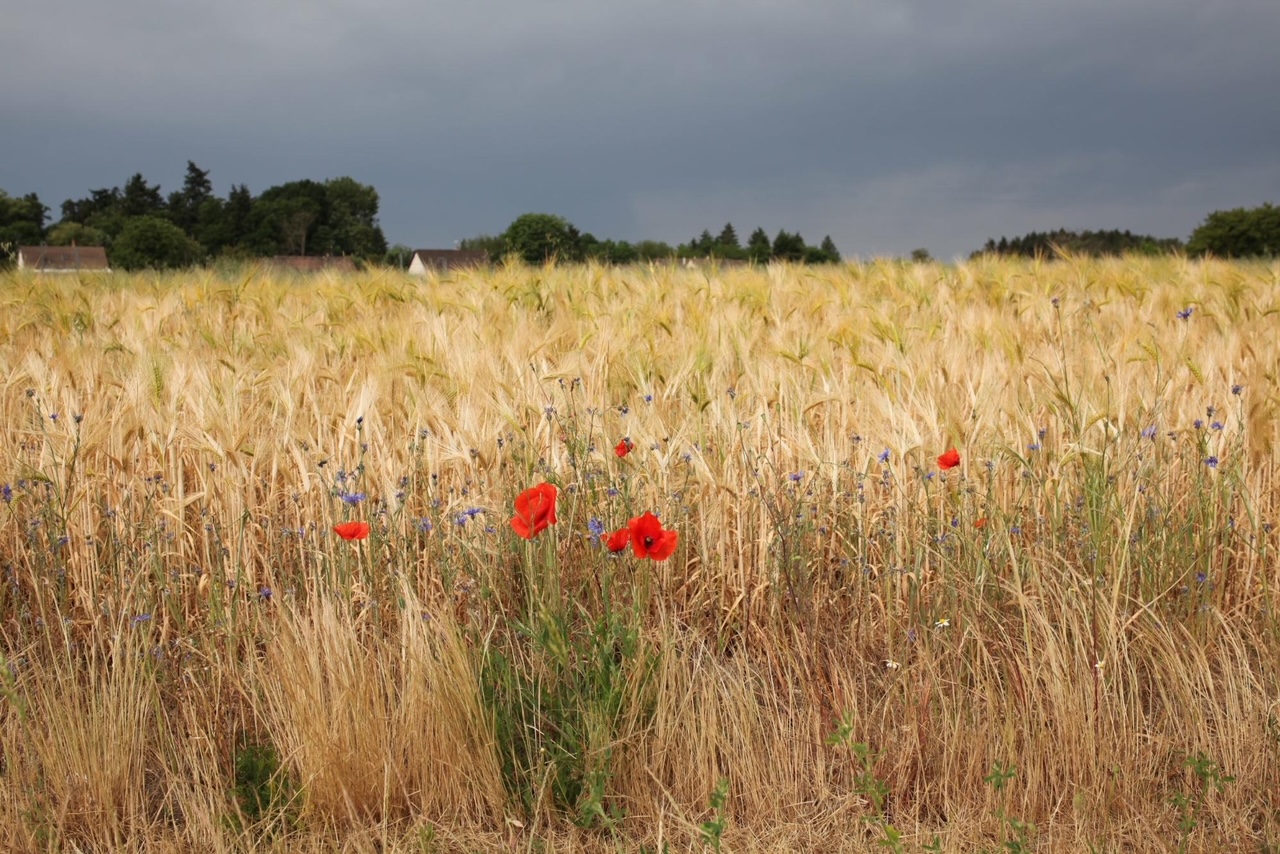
[
  {"left": 269, "top": 255, "right": 357, "bottom": 273},
  {"left": 16, "top": 245, "right": 111, "bottom": 273},
  {"left": 408, "top": 249, "right": 488, "bottom": 275}
]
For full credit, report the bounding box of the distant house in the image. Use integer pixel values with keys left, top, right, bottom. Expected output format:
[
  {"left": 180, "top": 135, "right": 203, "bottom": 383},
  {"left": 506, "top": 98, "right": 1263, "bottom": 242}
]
[
  {"left": 408, "top": 249, "right": 488, "bottom": 275},
  {"left": 269, "top": 256, "right": 357, "bottom": 273},
  {"left": 16, "top": 245, "right": 111, "bottom": 273}
]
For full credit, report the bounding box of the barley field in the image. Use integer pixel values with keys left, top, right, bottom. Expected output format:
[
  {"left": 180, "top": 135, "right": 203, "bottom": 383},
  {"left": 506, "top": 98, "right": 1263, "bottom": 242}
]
[{"left": 1, "top": 256, "right": 1278, "bottom": 852}]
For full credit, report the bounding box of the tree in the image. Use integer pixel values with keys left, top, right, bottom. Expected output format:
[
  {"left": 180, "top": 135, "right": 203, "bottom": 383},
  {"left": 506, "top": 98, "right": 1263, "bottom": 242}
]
[
  {"left": 46, "top": 221, "right": 107, "bottom": 247},
  {"left": 385, "top": 244, "right": 414, "bottom": 269},
  {"left": 503, "top": 213, "right": 581, "bottom": 264},
  {"left": 820, "top": 236, "right": 841, "bottom": 262},
  {"left": 319, "top": 176, "right": 387, "bottom": 259},
  {"left": 0, "top": 190, "right": 49, "bottom": 248},
  {"left": 633, "top": 240, "right": 675, "bottom": 261},
  {"left": 772, "top": 229, "right": 806, "bottom": 262},
  {"left": 716, "top": 222, "right": 740, "bottom": 250},
  {"left": 1187, "top": 203, "right": 1280, "bottom": 258},
  {"left": 167, "top": 161, "right": 213, "bottom": 235},
  {"left": 910, "top": 248, "right": 932, "bottom": 262},
  {"left": 110, "top": 216, "right": 202, "bottom": 270},
  {"left": 120, "top": 173, "right": 166, "bottom": 218},
  {"left": 61, "top": 187, "right": 120, "bottom": 226},
  {"left": 459, "top": 234, "right": 507, "bottom": 258},
  {"left": 245, "top": 180, "right": 327, "bottom": 255},
  {"left": 746, "top": 227, "right": 772, "bottom": 263}
]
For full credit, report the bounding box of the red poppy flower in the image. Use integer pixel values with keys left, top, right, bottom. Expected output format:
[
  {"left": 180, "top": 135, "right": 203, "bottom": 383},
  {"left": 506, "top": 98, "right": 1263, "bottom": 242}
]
[
  {"left": 937, "top": 448, "right": 961, "bottom": 470},
  {"left": 627, "top": 511, "right": 679, "bottom": 561},
  {"left": 511, "top": 482, "right": 558, "bottom": 539},
  {"left": 974, "top": 517, "right": 988, "bottom": 529},
  {"left": 605, "top": 528, "right": 631, "bottom": 552},
  {"left": 333, "top": 521, "right": 370, "bottom": 541},
  {"left": 615, "top": 437, "right": 634, "bottom": 458}
]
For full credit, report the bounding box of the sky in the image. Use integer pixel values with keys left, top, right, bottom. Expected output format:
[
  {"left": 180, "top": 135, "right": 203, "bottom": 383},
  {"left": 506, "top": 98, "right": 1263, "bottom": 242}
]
[{"left": 3, "top": 0, "right": 1278, "bottom": 259}]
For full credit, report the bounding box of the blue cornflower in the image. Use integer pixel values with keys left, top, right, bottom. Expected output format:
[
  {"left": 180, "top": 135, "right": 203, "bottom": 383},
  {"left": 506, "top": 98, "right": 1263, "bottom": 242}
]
[
  {"left": 1194, "top": 419, "right": 1203, "bottom": 429},
  {"left": 1232, "top": 384, "right": 1243, "bottom": 396},
  {"left": 587, "top": 517, "right": 605, "bottom": 537},
  {"left": 878, "top": 449, "right": 891, "bottom": 464},
  {"left": 789, "top": 471, "right": 805, "bottom": 483},
  {"left": 1177, "top": 306, "right": 1194, "bottom": 321},
  {"left": 1211, "top": 421, "right": 1224, "bottom": 431},
  {"left": 1140, "top": 425, "right": 1158, "bottom": 440},
  {"left": 1195, "top": 572, "right": 1207, "bottom": 585},
  {"left": 415, "top": 517, "right": 433, "bottom": 534},
  {"left": 341, "top": 492, "right": 367, "bottom": 505},
  {"left": 1028, "top": 442, "right": 1041, "bottom": 452},
  {"left": 1205, "top": 456, "right": 1219, "bottom": 469},
  {"left": 465, "top": 507, "right": 484, "bottom": 519},
  {"left": 2, "top": 484, "right": 10, "bottom": 504},
  {"left": 644, "top": 394, "right": 653, "bottom": 403},
  {"left": 132, "top": 614, "right": 152, "bottom": 625},
  {"left": 259, "top": 586, "right": 273, "bottom": 600}
]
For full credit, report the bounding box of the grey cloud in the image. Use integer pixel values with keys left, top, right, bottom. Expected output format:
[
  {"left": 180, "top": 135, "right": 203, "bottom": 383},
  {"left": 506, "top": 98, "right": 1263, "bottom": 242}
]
[{"left": 2, "top": 0, "right": 1277, "bottom": 256}]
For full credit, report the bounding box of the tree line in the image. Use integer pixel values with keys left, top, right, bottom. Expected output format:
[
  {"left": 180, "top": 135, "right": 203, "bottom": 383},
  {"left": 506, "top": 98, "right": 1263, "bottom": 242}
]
[
  {"left": 444, "top": 213, "right": 842, "bottom": 266},
  {"left": 4, "top": 169, "right": 1277, "bottom": 269},
  {"left": 972, "top": 204, "right": 1280, "bottom": 260},
  {"left": 0, "top": 162, "right": 388, "bottom": 269}
]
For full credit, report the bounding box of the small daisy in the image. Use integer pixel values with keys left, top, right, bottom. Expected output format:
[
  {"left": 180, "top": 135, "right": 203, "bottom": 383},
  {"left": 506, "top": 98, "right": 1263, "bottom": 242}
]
[
  {"left": 934, "top": 617, "right": 950, "bottom": 629},
  {"left": 883, "top": 659, "right": 901, "bottom": 670}
]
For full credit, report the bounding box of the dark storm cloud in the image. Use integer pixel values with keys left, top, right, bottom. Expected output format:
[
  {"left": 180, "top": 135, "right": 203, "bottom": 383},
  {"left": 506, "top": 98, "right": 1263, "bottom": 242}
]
[{"left": 3, "top": 0, "right": 1278, "bottom": 258}]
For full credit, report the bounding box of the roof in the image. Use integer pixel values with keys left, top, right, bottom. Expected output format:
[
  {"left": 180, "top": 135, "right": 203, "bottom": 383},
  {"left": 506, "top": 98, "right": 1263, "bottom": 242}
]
[
  {"left": 269, "top": 256, "right": 357, "bottom": 272},
  {"left": 17, "top": 245, "right": 110, "bottom": 271},
  {"left": 410, "top": 249, "right": 489, "bottom": 268}
]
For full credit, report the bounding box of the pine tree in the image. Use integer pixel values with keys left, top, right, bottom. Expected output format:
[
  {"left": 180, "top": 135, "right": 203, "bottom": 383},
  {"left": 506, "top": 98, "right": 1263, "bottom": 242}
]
[
  {"left": 820, "top": 235, "right": 841, "bottom": 262},
  {"left": 716, "top": 222, "right": 740, "bottom": 250},
  {"left": 746, "top": 227, "right": 771, "bottom": 262}
]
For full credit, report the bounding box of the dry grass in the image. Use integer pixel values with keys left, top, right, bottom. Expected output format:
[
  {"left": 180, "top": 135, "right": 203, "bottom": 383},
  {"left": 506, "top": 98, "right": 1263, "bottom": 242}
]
[{"left": 1, "top": 255, "right": 1279, "bottom": 851}]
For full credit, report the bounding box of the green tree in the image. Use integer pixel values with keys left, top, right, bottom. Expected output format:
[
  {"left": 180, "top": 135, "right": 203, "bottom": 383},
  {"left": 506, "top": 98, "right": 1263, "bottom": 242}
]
[
  {"left": 385, "top": 243, "right": 414, "bottom": 269},
  {"left": 120, "top": 173, "right": 166, "bottom": 218},
  {"left": 60, "top": 187, "right": 120, "bottom": 226},
  {"left": 111, "top": 216, "right": 202, "bottom": 270},
  {"left": 820, "top": 235, "right": 842, "bottom": 262},
  {"left": 459, "top": 233, "right": 507, "bottom": 258},
  {"left": 716, "top": 222, "right": 740, "bottom": 250},
  {"left": 246, "top": 180, "right": 327, "bottom": 255},
  {"left": 771, "top": 229, "right": 806, "bottom": 262},
  {"left": 746, "top": 227, "right": 772, "bottom": 263},
  {"left": 46, "top": 221, "right": 107, "bottom": 247},
  {"left": 910, "top": 247, "right": 931, "bottom": 262},
  {"left": 319, "top": 176, "right": 387, "bottom": 259},
  {"left": 1187, "top": 203, "right": 1280, "bottom": 258},
  {"left": 0, "top": 190, "right": 49, "bottom": 248},
  {"left": 633, "top": 240, "right": 675, "bottom": 261},
  {"left": 503, "top": 213, "right": 581, "bottom": 264},
  {"left": 167, "top": 161, "right": 213, "bottom": 235}
]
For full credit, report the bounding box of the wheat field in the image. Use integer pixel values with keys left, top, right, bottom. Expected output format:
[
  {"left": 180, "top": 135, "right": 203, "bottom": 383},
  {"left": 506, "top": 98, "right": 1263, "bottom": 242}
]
[{"left": 1, "top": 256, "right": 1278, "bottom": 852}]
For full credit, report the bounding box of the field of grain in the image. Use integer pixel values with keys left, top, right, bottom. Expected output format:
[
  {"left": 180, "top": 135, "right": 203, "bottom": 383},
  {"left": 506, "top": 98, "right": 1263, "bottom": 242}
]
[{"left": 1, "top": 256, "right": 1278, "bottom": 852}]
